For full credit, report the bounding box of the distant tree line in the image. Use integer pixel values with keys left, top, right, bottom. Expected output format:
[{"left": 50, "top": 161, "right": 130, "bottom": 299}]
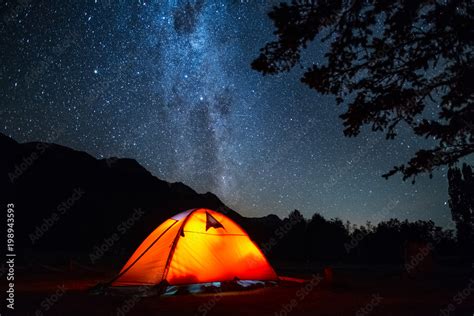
[
  {"left": 260, "top": 210, "right": 457, "bottom": 264},
  {"left": 256, "top": 163, "right": 473, "bottom": 264}
]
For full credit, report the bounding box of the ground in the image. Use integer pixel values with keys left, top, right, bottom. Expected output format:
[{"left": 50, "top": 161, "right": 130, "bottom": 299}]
[{"left": 6, "top": 263, "right": 474, "bottom": 316}]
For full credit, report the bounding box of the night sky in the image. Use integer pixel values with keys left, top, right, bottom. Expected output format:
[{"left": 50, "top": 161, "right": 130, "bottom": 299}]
[{"left": 0, "top": 0, "right": 452, "bottom": 226}]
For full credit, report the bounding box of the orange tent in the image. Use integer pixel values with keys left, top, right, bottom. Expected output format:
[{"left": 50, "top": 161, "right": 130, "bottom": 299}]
[{"left": 112, "top": 208, "right": 277, "bottom": 286}]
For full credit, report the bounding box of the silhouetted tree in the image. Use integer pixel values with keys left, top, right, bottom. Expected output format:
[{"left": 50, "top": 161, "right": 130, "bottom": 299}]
[
  {"left": 253, "top": 0, "right": 473, "bottom": 181},
  {"left": 305, "top": 213, "right": 349, "bottom": 261},
  {"left": 261, "top": 209, "right": 456, "bottom": 263},
  {"left": 432, "top": 225, "right": 456, "bottom": 258},
  {"left": 273, "top": 210, "right": 307, "bottom": 260},
  {"left": 345, "top": 220, "right": 351, "bottom": 233},
  {"left": 448, "top": 164, "right": 474, "bottom": 257},
  {"left": 347, "top": 218, "right": 454, "bottom": 263}
]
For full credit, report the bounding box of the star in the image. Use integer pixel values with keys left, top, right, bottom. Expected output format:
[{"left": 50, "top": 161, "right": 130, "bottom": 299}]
[{"left": 0, "top": 0, "right": 451, "bottom": 227}]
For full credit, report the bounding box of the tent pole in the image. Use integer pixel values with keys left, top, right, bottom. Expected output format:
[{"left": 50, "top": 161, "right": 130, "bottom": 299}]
[
  {"left": 104, "top": 219, "right": 179, "bottom": 287},
  {"left": 160, "top": 208, "right": 197, "bottom": 284}
]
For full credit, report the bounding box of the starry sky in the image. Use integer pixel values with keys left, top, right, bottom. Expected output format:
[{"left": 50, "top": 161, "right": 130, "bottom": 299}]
[{"left": 0, "top": 0, "right": 453, "bottom": 226}]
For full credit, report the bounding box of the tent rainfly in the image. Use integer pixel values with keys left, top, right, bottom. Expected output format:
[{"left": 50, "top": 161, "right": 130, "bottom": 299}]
[{"left": 111, "top": 208, "right": 277, "bottom": 286}]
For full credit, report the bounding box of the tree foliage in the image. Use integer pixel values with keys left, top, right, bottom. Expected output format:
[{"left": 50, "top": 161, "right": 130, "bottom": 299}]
[
  {"left": 264, "top": 211, "right": 458, "bottom": 263},
  {"left": 252, "top": 0, "right": 473, "bottom": 180}
]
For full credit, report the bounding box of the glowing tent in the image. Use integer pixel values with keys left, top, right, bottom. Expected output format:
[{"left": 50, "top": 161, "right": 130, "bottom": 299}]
[{"left": 112, "top": 208, "right": 277, "bottom": 286}]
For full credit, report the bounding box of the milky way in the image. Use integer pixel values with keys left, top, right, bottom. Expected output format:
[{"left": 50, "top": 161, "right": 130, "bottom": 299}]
[
  {"left": 152, "top": 1, "right": 240, "bottom": 200},
  {"left": 0, "top": 0, "right": 453, "bottom": 226}
]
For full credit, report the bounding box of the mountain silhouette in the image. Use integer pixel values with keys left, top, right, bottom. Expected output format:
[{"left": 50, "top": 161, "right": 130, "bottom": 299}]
[{"left": 0, "top": 133, "right": 280, "bottom": 265}]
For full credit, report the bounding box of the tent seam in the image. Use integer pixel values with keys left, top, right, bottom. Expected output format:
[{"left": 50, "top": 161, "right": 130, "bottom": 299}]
[{"left": 160, "top": 208, "right": 197, "bottom": 283}]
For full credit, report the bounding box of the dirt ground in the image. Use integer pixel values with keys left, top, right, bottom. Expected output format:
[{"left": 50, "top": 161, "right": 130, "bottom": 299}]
[{"left": 5, "top": 263, "right": 474, "bottom": 316}]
